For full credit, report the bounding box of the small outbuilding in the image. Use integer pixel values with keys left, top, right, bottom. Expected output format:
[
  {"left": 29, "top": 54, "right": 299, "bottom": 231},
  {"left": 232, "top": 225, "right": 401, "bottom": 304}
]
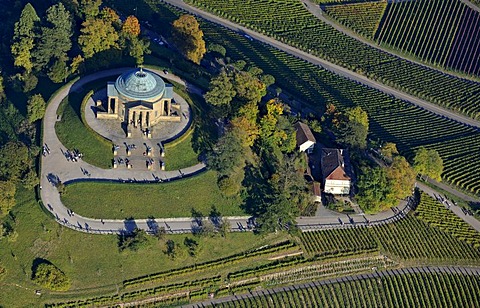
[
  {"left": 321, "top": 148, "right": 351, "bottom": 195},
  {"left": 294, "top": 122, "right": 316, "bottom": 153}
]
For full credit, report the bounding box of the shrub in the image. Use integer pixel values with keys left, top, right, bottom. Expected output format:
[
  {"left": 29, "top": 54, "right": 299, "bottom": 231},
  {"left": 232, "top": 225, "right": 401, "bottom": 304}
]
[{"left": 32, "top": 262, "right": 71, "bottom": 291}]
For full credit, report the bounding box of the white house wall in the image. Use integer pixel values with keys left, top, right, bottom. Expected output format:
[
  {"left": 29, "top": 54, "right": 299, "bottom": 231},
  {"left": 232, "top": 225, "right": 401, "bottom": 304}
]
[
  {"left": 299, "top": 140, "right": 315, "bottom": 152},
  {"left": 324, "top": 179, "right": 350, "bottom": 195}
]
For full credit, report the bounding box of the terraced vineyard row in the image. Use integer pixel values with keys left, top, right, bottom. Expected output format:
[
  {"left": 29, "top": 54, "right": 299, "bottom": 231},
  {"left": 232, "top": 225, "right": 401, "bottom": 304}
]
[
  {"left": 199, "top": 23, "right": 480, "bottom": 195},
  {"left": 324, "top": 2, "right": 387, "bottom": 38},
  {"left": 300, "top": 227, "right": 378, "bottom": 256},
  {"left": 415, "top": 192, "right": 480, "bottom": 248},
  {"left": 205, "top": 270, "right": 480, "bottom": 308},
  {"left": 376, "top": 0, "right": 480, "bottom": 77},
  {"left": 185, "top": 0, "right": 480, "bottom": 118}
]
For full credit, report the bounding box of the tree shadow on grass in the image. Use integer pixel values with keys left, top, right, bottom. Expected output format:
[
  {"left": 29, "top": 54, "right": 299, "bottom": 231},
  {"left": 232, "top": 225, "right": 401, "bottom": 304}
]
[{"left": 31, "top": 258, "right": 53, "bottom": 280}]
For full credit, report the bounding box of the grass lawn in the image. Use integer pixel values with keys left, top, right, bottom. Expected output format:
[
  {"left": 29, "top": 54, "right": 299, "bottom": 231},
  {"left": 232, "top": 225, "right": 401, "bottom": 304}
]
[
  {"left": 0, "top": 187, "right": 284, "bottom": 307},
  {"left": 164, "top": 132, "right": 199, "bottom": 170},
  {"left": 61, "top": 171, "right": 244, "bottom": 219},
  {"left": 55, "top": 79, "right": 113, "bottom": 169}
]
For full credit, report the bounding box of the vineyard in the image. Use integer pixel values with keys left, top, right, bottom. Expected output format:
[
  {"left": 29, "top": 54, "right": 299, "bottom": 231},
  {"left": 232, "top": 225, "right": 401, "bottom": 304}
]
[
  {"left": 194, "top": 22, "right": 480, "bottom": 195},
  {"left": 300, "top": 227, "right": 378, "bottom": 257},
  {"left": 415, "top": 192, "right": 480, "bottom": 248},
  {"left": 375, "top": 0, "right": 480, "bottom": 77},
  {"left": 185, "top": 0, "right": 480, "bottom": 118},
  {"left": 299, "top": 215, "right": 480, "bottom": 263},
  {"left": 203, "top": 269, "right": 480, "bottom": 308},
  {"left": 323, "top": 2, "right": 387, "bottom": 38}
]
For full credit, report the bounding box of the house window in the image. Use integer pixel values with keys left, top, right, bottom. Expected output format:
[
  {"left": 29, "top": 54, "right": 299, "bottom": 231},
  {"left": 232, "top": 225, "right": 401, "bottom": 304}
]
[{"left": 155, "top": 111, "right": 158, "bottom": 117}]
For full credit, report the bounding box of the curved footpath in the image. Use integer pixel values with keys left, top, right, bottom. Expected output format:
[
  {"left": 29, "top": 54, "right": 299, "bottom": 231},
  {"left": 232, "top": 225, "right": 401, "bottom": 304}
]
[
  {"left": 40, "top": 69, "right": 480, "bottom": 235},
  {"left": 162, "top": 0, "right": 480, "bottom": 129},
  {"left": 184, "top": 266, "right": 480, "bottom": 308}
]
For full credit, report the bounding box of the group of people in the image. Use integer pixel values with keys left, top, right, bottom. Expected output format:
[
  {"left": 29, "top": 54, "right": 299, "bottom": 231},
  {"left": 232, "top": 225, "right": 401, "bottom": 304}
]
[
  {"left": 114, "top": 157, "right": 132, "bottom": 168},
  {"left": 64, "top": 148, "right": 83, "bottom": 162},
  {"left": 42, "top": 143, "right": 51, "bottom": 156}
]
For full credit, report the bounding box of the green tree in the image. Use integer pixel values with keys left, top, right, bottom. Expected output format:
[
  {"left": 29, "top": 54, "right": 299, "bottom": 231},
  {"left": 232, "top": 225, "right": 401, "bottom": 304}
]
[
  {"left": 32, "top": 262, "right": 71, "bottom": 291},
  {"left": 183, "top": 237, "right": 198, "bottom": 257},
  {"left": 78, "top": 18, "right": 119, "bottom": 58},
  {"left": 128, "top": 37, "right": 150, "bottom": 65},
  {"left": 0, "top": 141, "right": 31, "bottom": 181},
  {"left": 204, "top": 70, "right": 236, "bottom": 108},
  {"left": 172, "top": 15, "right": 206, "bottom": 64},
  {"left": 21, "top": 168, "right": 38, "bottom": 189},
  {"left": 164, "top": 239, "right": 176, "bottom": 259},
  {"left": 208, "top": 43, "right": 226, "bottom": 57},
  {"left": 11, "top": 3, "right": 39, "bottom": 73},
  {"left": 207, "top": 128, "right": 245, "bottom": 176},
  {"left": 0, "top": 181, "right": 16, "bottom": 217},
  {"left": 233, "top": 70, "right": 266, "bottom": 104},
  {"left": 34, "top": 3, "right": 73, "bottom": 70},
  {"left": 386, "top": 156, "right": 416, "bottom": 200},
  {"left": 118, "top": 228, "right": 148, "bottom": 252},
  {"left": 336, "top": 106, "right": 369, "bottom": 149},
  {"left": 47, "top": 59, "right": 69, "bottom": 83},
  {"left": 413, "top": 147, "right": 444, "bottom": 181},
  {"left": 380, "top": 142, "right": 398, "bottom": 161},
  {"left": 79, "top": 0, "right": 102, "bottom": 19},
  {"left": 356, "top": 166, "right": 395, "bottom": 213},
  {"left": 26, "top": 94, "right": 46, "bottom": 123}
]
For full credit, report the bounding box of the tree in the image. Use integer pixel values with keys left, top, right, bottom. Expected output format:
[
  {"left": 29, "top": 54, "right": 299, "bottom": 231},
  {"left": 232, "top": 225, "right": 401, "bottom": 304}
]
[
  {"left": 233, "top": 70, "right": 266, "bottom": 104},
  {"left": 205, "top": 70, "right": 236, "bottom": 108},
  {"left": 172, "top": 15, "right": 206, "bottom": 64},
  {"left": 11, "top": 3, "right": 39, "bottom": 73},
  {"left": 183, "top": 237, "right": 198, "bottom": 257},
  {"left": 128, "top": 37, "right": 150, "bottom": 65},
  {"left": 208, "top": 43, "right": 226, "bottom": 57},
  {"left": 118, "top": 228, "right": 148, "bottom": 252},
  {"left": 230, "top": 101, "right": 260, "bottom": 147},
  {"left": 122, "top": 15, "right": 140, "bottom": 37},
  {"left": 79, "top": 0, "right": 102, "bottom": 19},
  {"left": 386, "top": 156, "right": 416, "bottom": 200},
  {"left": 22, "top": 168, "right": 38, "bottom": 189},
  {"left": 218, "top": 217, "right": 231, "bottom": 237},
  {"left": 27, "top": 94, "right": 46, "bottom": 123},
  {"left": 100, "top": 7, "right": 120, "bottom": 25},
  {"left": 413, "top": 147, "right": 444, "bottom": 181},
  {"left": 0, "top": 181, "right": 16, "bottom": 217},
  {"left": 78, "top": 18, "right": 119, "bottom": 58},
  {"left": 336, "top": 106, "right": 369, "bottom": 149},
  {"left": 0, "top": 141, "right": 31, "bottom": 181},
  {"left": 70, "top": 55, "right": 84, "bottom": 75},
  {"left": 164, "top": 239, "right": 176, "bottom": 259},
  {"left": 34, "top": 3, "right": 73, "bottom": 70},
  {"left": 48, "top": 59, "right": 69, "bottom": 83},
  {"left": 356, "top": 166, "right": 395, "bottom": 213},
  {"left": 207, "top": 128, "right": 245, "bottom": 176},
  {"left": 32, "top": 262, "right": 71, "bottom": 291},
  {"left": 380, "top": 142, "right": 398, "bottom": 161}
]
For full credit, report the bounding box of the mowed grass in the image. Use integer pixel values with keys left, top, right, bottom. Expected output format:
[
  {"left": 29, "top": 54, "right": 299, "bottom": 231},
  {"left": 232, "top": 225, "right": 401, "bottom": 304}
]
[
  {"left": 164, "top": 132, "right": 199, "bottom": 170},
  {"left": 61, "top": 171, "right": 244, "bottom": 219},
  {"left": 0, "top": 187, "right": 281, "bottom": 307},
  {"left": 55, "top": 79, "right": 113, "bottom": 169}
]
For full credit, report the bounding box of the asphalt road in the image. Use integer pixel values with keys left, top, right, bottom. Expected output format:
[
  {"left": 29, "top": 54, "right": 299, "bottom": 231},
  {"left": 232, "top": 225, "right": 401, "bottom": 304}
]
[{"left": 162, "top": 0, "right": 480, "bottom": 129}]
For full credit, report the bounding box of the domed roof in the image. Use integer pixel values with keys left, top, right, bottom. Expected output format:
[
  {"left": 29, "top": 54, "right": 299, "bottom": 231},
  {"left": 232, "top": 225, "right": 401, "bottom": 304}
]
[{"left": 115, "top": 68, "right": 165, "bottom": 101}]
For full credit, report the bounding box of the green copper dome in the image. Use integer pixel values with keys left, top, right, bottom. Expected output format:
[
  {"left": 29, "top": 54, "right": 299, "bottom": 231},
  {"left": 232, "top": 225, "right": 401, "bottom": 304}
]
[{"left": 115, "top": 68, "right": 165, "bottom": 101}]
